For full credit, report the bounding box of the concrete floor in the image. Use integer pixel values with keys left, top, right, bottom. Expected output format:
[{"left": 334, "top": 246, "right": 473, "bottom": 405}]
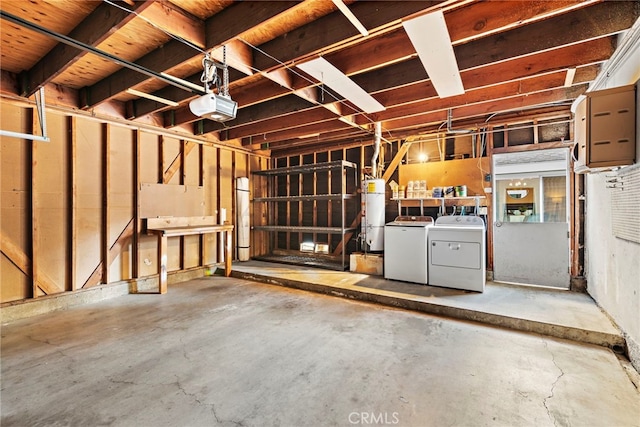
[
  {"left": 232, "top": 261, "right": 624, "bottom": 349},
  {"left": 2, "top": 277, "right": 639, "bottom": 427}
]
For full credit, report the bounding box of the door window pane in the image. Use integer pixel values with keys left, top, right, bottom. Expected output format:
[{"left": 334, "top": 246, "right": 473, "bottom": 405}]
[
  {"left": 495, "top": 178, "right": 539, "bottom": 223},
  {"left": 543, "top": 176, "right": 566, "bottom": 222}
]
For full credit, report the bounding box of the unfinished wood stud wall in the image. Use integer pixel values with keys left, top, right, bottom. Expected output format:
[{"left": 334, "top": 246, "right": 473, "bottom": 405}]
[{"left": 0, "top": 102, "right": 257, "bottom": 303}]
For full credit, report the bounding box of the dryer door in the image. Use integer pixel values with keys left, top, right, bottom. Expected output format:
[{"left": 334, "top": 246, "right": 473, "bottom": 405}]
[{"left": 431, "top": 240, "right": 481, "bottom": 269}]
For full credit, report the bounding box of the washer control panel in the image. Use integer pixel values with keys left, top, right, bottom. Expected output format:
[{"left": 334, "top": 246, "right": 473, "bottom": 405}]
[{"left": 435, "top": 215, "right": 485, "bottom": 227}]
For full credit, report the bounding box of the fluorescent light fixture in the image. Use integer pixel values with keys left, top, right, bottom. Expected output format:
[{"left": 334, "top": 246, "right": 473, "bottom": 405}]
[
  {"left": 331, "top": 0, "right": 368, "bottom": 36},
  {"left": 403, "top": 10, "right": 464, "bottom": 98},
  {"left": 126, "top": 88, "right": 179, "bottom": 107},
  {"left": 160, "top": 72, "right": 204, "bottom": 92},
  {"left": 298, "top": 57, "right": 385, "bottom": 114},
  {"left": 297, "top": 132, "right": 320, "bottom": 139},
  {"left": 564, "top": 68, "right": 577, "bottom": 87}
]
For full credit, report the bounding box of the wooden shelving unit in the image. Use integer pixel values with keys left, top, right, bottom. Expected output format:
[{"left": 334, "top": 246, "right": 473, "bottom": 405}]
[
  {"left": 252, "top": 160, "right": 358, "bottom": 270},
  {"left": 393, "top": 196, "right": 487, "bottom": 217}
]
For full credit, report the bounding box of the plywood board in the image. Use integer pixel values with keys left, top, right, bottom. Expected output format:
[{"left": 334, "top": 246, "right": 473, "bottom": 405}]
[
  {"left": 183, "top": 235, "right": 200, "bottom": 269},
  {"left": 202, "top": 146, "right": 218, "bottom": 264},
  {"left": 167, "top": 237, "right": 181, "bottom": 271},
  {"left": 75, "top": 117, "right": 103, "bottom": 287},
  {"left": 109, "top": 125, "right": 134, "bottom": 282},
  {"left": 219, "top": 149, "right": 234, "bottom": 215},
  {"left": 33, "top": 112, "right": 68, "bottom": 294},
  {"left": 399, "top": 157, "right": 491, "bottom": 197},
  {"left": 139, "top": 183, "right": 205, "bottom": 218},
  {"left": 1, "top": 103, "right": 31, "bottom": 301},
  {"left": 138, "top": 234, "right": 158, "bottom": 277},
  {"left": 162, "top": 136, "right": 181, "bottom": 185},
  {"left": 184, "top": 142, "right": 200, "bottom": 186},
  {"left": 139, "top": 131, "right": 159, "bottom": 184},
  {"left": 219, "top": 149, "right": 234, "bottom": 261}
]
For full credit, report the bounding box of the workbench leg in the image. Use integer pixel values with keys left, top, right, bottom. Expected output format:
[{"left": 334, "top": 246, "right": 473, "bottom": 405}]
[
  {"left": 225, "top": 230, "right": 232, "bottom": 277},
  {"left": 158, "top": 235, "right": 168, "bottom": 294}
]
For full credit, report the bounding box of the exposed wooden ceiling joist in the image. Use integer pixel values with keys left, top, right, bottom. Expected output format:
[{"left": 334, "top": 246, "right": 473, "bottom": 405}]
[{"left": 1, "top": 0, "right": 637, "bottom": 155}]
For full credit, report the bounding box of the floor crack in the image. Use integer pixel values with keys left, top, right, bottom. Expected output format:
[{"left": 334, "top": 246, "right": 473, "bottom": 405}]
[
  {"left": 542, "top": 340, "right": 565, "bottom": 427},
  {"left": 174, "top": 375, "right": 220, "bottom": 424},
  {"left": 26, "top": 334, "right": 75, "bottom": 363},
  {"left": 179, "top": 335, "right": 192, "bottom": 362}
]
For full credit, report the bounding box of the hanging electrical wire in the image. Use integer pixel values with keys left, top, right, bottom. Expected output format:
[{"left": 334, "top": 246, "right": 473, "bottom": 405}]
[
  {"left": 237, "top": 36, "right": 395, "bottom": 143},
  {"left": 104, "top": 0, "right": 397, "bottom": 144}
]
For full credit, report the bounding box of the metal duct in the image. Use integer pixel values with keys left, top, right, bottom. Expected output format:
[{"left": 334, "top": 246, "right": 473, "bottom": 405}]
[{"left": 372, "top": 122, "right": 382, "bottom": 178}]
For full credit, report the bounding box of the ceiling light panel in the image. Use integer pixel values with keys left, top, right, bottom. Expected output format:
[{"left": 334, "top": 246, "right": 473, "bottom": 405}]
[
  {"left": 297, "top": 57, "right": 385, "bottom": 114},
  {"left": 331, "top": 0, "right": 369, "bottom": 37},
  {"left": 126, "top": 88, "right": 179, "bottom": 107},
  {"left": 403, "top": 10, "right": 465, "bottom": 98}
]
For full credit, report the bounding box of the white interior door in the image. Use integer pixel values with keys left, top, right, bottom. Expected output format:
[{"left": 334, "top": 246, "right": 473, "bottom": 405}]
[{"left": 492, "top": 150, "right": 570, "bottom": 288}]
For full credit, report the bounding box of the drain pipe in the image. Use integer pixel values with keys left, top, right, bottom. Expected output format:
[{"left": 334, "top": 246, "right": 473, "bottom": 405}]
[{"left": 371, "top": 122, "right": 382, "bottom": 178}]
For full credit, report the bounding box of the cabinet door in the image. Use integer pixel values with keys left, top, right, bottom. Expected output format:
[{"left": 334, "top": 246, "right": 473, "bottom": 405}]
[{"left": 588, "top": 84, "right": 636, "bottom": 167}]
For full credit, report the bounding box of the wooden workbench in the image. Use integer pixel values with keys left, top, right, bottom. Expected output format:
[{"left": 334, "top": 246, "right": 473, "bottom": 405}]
[{"left": 145, "top": 216, "right": 234, "bottom": 294}]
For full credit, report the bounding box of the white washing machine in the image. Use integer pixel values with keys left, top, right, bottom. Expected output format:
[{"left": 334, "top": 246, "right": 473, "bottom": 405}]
[
  {"left": 384, "top": 216, "right": 434, "bottom": 284},
  {"left": 428, "top": 216, "right": 486, "bottom": 292}
]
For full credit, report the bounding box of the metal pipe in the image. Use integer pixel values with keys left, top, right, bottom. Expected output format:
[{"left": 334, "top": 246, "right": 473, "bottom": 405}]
[
  {"left": 0, "top": 129, "right": 50, "bottom": 142},
  {"left": 371, "top": 122, "right": 382, "bottom": 178},
  {"left": 0, "top": 87, "right": 50, "bottom": 142},
  {"left": 0, "top": 10, "right": 203, "bottom": 95}
]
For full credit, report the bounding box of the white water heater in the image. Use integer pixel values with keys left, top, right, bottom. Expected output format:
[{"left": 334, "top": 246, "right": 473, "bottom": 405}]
[{"left": 362, "top": 179, "right": 386, "bottom": 251}]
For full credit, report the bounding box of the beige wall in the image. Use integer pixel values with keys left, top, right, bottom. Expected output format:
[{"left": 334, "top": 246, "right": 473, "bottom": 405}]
[{"left": 0, "top": 102, "right": 259, "bottom": 303}]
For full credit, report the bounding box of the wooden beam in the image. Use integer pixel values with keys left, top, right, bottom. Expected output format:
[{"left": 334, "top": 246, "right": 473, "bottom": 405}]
[
  {"left": 370, "top": 71, "right": 587, "bottom": 123},
  {"left": 21, "top": 1, "right": 154, "bottom": 97},
  {"left": 246, "top": 121, "right": 353, "bottom": 145},
  {"left": 83, "top": 262, "right": 104, "bottom": 289},
  {"left": 459, "top": 2, "right": 637, "bottom": 70},
  {"left": 137, "top": 0, "right": 628, "bottom": 124},
  {"left": 84, "top": 218, "right": 135, "bottom": 289},
  {"left": 69, "top": 116, "right": 77, "bottom": 291},
  {"left": 382, "top": 142, "right": 411, "bottom": 182},
  {"left": 218, "top": 33, "right": 613, "bottom": 144},
  {"left": 329, "top": 0, "right": 596, "bottom": 76},
  {"left": 204, "top": 95, "right": 316, "bottom": 134},
  {"left": 133, "top": 130, "right": 140, "bottom": 279},
  {"left": 0, "top": 231, "right": 63, "bottom": 295},
  {"left": 372, "top": 38, "right": 613, "bottom": 107},
  {"left": 31, "top": 108, "right": 38, "bottom": 297},
  {"left": 107, "top": 218, "right": 135, "bottom": 266},
  {"left": 210, "top": 40, "right": 254, "bottom": 76},
  {"left": 163, "top": 141, "right": 196, "bottom": 184},
  {"left": 254, "top": 1, "right": 442, "bottom": 71},
  {"left": 232, "top": 39, "right": 609, "bottom": 142},
  {"left": 102, "top": 123, "right": 110, "bottom": 284},
  {"left": 83, "top": 1, "right": 298, "bottom": 107},
  {"left": 138, "top": 1, "right": 205, "bottom": 49},
  {"left": 204, "top": 1, "right": 298, "bottom": 48},
  {"left": 234, "top": 108, "right": 338, "bottom": 143},
  {"left": 381, "top": 85, "right": 588, "bottom": 133}
]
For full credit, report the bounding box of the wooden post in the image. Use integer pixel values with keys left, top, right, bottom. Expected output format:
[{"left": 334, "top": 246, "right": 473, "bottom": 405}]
[
  {"left": 30, "top": 107, "right": 38, "bottom": 298},
  {"left": 132, "top": 129, "right": 140, "bottom": 279},
  {"left": 225, "top": 227, "right": 232, "bottom": 277},
  {"left": 69, "top": 116, "right": 77, "bottom": 290},
  {"left": 158, "top": 234, "right": 168, "bottom": 294},
  {"left": 101, "top": 123, "right": 110, "bottom": 285}
]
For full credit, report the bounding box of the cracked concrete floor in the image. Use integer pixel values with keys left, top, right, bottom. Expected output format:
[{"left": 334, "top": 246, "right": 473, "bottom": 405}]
[{"left": 1, "top": 277, "right": 639, "bottom": 427}]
